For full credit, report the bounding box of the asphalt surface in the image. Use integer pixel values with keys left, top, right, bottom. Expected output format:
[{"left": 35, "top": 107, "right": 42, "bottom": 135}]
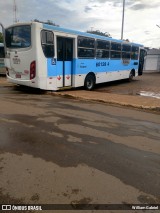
[
  {"left": 0, "top": 80, "right": 160, "bottom": 213},
  {"left": 0, "top": 74, "right": 160, "bottom": 213}
]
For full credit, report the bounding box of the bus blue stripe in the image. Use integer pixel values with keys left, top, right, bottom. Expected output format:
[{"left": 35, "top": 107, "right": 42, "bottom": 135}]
[{"left": 47, "top": 58, "right": 138, "bottom": 77}]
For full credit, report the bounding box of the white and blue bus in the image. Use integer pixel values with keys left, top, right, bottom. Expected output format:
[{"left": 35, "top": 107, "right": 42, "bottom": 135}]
[{"left": 4, "top": 22, "right": 145, "bottom": 90}]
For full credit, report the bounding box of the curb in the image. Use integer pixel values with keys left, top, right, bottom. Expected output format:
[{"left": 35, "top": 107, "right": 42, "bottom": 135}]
[{"left": 53, "top": 91, "right": 160, "bottom": 112}]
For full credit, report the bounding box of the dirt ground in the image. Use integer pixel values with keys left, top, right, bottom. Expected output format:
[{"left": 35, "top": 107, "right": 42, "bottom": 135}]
[
  {"left": 94, "top": 72, "right": 160, "bottom": 96},
  {"left": 55, "top": 72, "right": 160, "bottom": 112}
]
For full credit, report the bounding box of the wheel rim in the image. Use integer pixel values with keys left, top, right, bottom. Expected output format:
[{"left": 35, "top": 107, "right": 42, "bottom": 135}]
[
  {"left": 85, "top": 75, "right": 95, "bottom": 90},
  {"left": 129, "top": 72, "right": 133, "bottom": 80},
  {"left": 87, "top": 79, "right": 93, "bottom": 89}
]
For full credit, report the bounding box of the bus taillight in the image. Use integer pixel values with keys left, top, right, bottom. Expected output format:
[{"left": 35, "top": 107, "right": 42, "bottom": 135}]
[{"left": 30, "top": 61, "right": 36, "bottom": 80}]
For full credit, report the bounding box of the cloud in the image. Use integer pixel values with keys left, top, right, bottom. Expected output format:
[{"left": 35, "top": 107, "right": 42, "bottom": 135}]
[
  {"left": 130, "top": 3, "right": 159, "bottom": 10},
  {"left": 130, "top": 3, "right": 148, "bottom": 10},
  {"left": 144, "top": 31, "right": 151, "bottom": 35},
  {"left": 0, "top": 0, "right": 159, "bottom": 48},
  {"left": 128, "top": 0, "right": 160, "bottom": 10},
  {"left": 84, "top": 6, "right": 92, "bottom": 13}
]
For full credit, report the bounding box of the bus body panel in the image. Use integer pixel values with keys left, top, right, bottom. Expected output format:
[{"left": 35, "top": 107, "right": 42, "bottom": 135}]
[
  {"left": 8, "top": 48, "right": 35, "bottom": 80},
  {"left": 5, "top": 23, "right": 37, "bottom": 86},
  {"left": 6, "top": 23, "right": 48, "bottom": 89}
]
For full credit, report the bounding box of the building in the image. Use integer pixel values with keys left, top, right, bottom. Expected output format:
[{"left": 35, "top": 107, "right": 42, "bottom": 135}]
[{"left": 144, "top": 48, "right": 160, "bottom": 72}]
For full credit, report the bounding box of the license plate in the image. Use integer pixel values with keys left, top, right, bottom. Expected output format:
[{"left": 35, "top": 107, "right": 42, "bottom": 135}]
[
  {"left": 13, "top": 58, "right": 20, "bottom": 64},
  {"left": 16, "top": 74, "right": 21, "bottom": 78}
]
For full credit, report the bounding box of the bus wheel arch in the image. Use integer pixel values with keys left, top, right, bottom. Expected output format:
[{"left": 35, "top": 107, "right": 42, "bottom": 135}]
[
  {"left": 128, "top": 69, "right": 135, "bottom": 82},
  {"left": 84, "top": 72, "right": 96, "bottom": 90}
]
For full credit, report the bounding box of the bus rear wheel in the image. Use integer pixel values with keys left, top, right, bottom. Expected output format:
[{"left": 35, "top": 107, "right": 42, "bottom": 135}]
[{"left": 84, "top": 74, "right": 95, "bottom": 90}]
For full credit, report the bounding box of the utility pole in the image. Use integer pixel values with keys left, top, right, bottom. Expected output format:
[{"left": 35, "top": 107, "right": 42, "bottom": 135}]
[
  {"left": 121, "top": 0, "right": 125, "bottom": 40},
  {"left": 13, "top": 0, "right": 18, "bottom": 23}
]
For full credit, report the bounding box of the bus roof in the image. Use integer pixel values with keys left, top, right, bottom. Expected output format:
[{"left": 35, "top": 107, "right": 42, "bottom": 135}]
[
  {"left": 5, "top": 22, "right": 143, "bottom": 47},
  {"left": 42, "top": 23, "right": 143, "bottom": 47}
]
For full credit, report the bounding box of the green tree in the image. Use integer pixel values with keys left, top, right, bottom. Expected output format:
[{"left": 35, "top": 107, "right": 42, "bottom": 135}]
[
  {"left": 87, "top": 30, "right": 111, "bottom": 38},
  {"left": 33, "top": 19, "right": 59, "bottom": 27},
  {"left": 0, "top": 32, "right": 3, "bottom": 43}
]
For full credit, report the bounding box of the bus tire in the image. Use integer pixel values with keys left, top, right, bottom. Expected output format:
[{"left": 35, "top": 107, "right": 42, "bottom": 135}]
[
  {"left": 128, "top": 70, "right": 134, "bottom": 82},
  {"left": 84, "top": 74, "right": 95, "bottom": 90}
]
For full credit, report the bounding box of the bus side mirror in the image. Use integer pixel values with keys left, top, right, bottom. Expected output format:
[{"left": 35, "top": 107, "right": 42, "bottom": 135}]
[{"left": 134, "top": 62, "right": 138, "bottom": 65}]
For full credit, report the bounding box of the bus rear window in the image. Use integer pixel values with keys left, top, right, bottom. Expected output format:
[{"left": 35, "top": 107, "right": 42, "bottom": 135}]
[{"left": 5, "top": 25, "right": 31, "bottom": 48}]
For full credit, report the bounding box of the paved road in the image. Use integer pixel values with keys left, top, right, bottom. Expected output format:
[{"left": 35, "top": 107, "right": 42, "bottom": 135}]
[{"left": 0, "top": 84, "right": 160, "bottom": 212}]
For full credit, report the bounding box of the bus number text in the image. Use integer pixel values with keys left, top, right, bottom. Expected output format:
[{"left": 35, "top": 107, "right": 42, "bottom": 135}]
[{"left": 96, "top": 62, "right": 109, "bottom": 67}]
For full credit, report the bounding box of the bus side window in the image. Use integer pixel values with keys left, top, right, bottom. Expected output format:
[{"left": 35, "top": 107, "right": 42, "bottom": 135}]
[
  {"left": 96, "top": 40, "right": 110, "bottom": 59},
  {"left": 41, "top": 30, "right": 54, "bottom": 58},
  {"left": 131, "top": 46, "right": 139, "bottom": 60},
  {"left": 77, "top": 36, "right": 95, "bottom": 58},
  {"left": 122, "top": 44, "right": 131, "bottom": 59},
  {"left": 110, "top": 42, "right": 121, "bottom": 59}
]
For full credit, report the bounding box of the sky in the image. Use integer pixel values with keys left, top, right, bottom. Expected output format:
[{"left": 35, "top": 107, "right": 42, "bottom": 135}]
[{"left": 0, "top": 0, "right": 160, "bottom": 48}]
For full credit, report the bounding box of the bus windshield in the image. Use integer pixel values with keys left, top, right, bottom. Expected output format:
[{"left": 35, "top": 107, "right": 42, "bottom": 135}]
[
  {"left": 0, "top": 45, "right": 5, "bottom": 58},
  {"left": 5, "top": 25, "right": 31, "bottom": 48}
]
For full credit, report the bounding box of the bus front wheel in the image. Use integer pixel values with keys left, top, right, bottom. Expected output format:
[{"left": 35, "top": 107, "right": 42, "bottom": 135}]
[
  {"left": 84, "top": 74, "right": 95, "bottom": 90},
  {"left": 128, "top": 70, "right": 134, "bottom": 82}
]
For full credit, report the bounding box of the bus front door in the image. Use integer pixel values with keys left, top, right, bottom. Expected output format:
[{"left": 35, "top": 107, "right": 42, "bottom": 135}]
[
  {"left": 138, "top": 49, "right": 146, "bottom": 76},
  {"left": 57, "top": 37, "right": 73, "bottom": 87}
]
